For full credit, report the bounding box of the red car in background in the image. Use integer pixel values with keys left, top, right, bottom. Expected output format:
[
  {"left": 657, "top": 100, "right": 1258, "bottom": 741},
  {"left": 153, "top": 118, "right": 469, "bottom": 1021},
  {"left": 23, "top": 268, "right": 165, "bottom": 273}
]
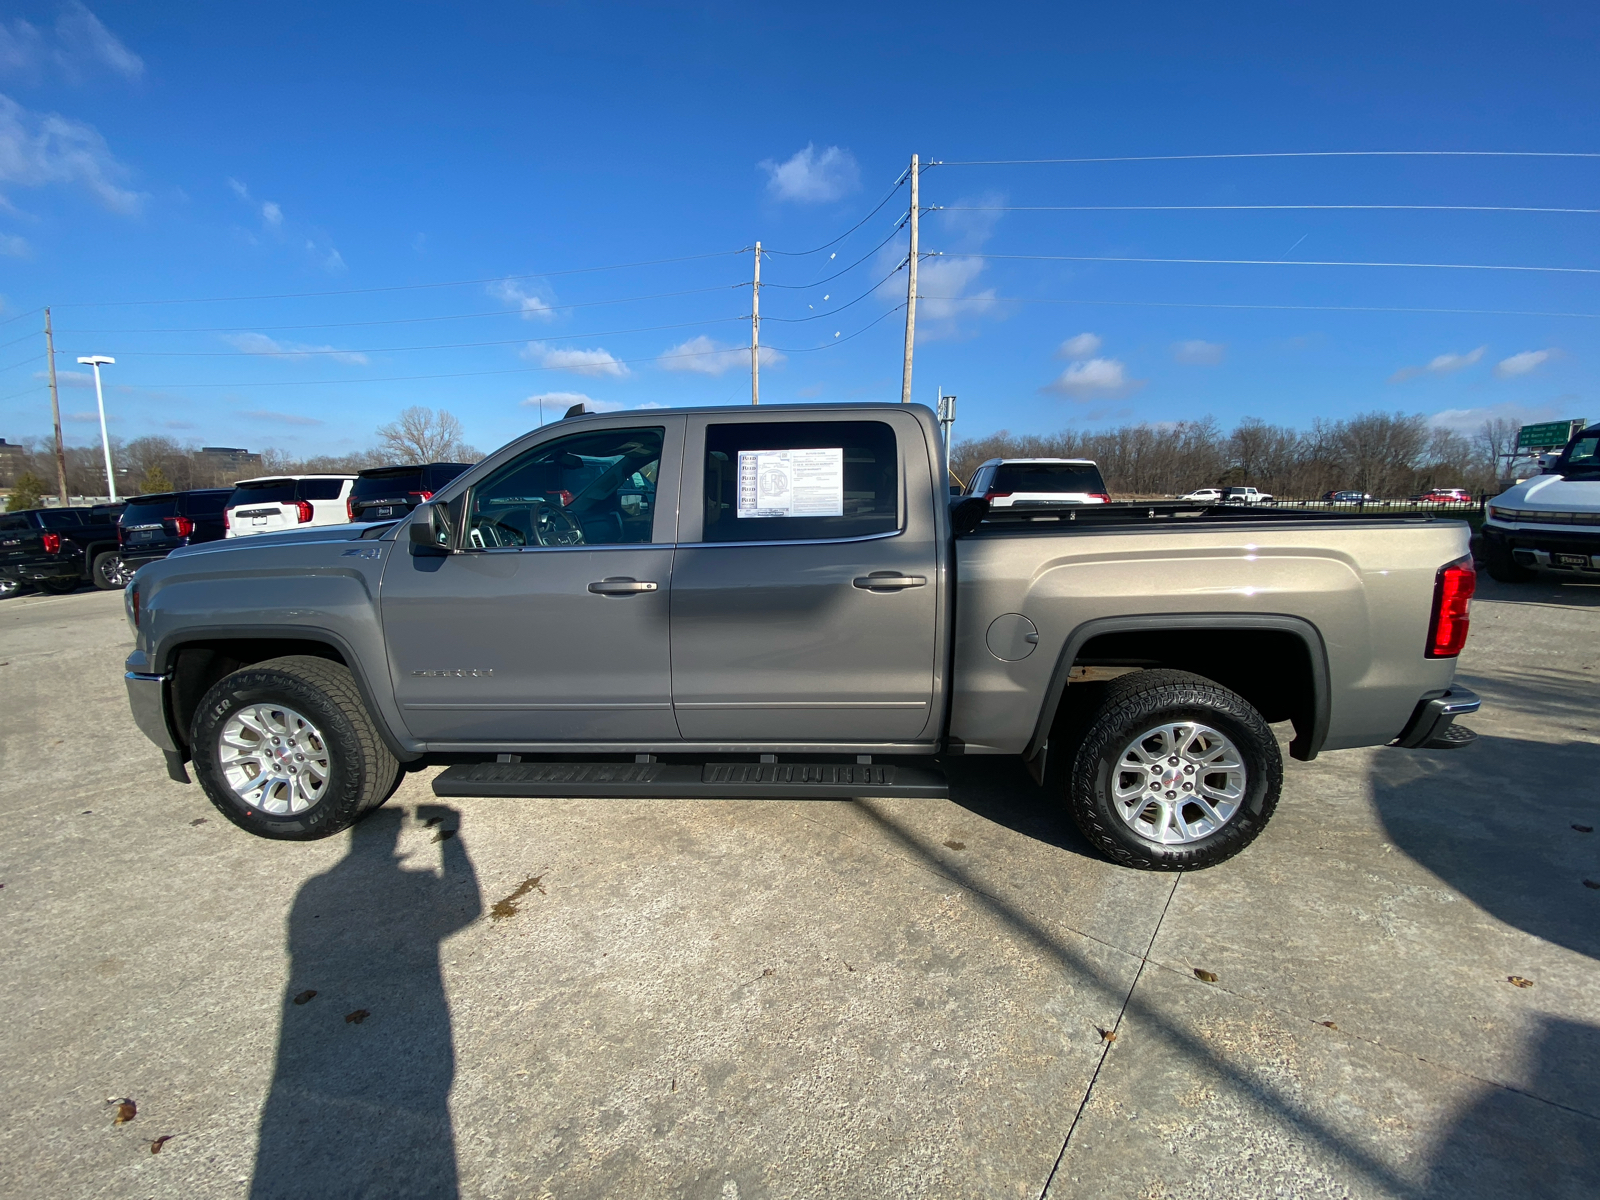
[{"left": 1420, "top": 488, "right": 1473, "bottom": 503}]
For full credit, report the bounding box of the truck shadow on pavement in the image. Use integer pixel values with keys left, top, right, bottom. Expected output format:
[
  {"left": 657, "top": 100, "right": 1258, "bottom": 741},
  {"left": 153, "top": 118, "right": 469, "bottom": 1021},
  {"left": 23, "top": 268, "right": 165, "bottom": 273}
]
[
  {"left": 250, "top": 805, "right": 482, "bottom": 1200},
  {"left": 940, "top": 755, "right": 1102, "bottom": 859}
]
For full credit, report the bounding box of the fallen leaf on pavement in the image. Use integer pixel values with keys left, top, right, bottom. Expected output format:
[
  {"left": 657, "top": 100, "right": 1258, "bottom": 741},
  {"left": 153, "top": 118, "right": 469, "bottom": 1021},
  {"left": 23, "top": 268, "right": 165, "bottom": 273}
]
[
  {"left": 108, "top": 1098, "right": 136, "bottom": 1125},
  {"left": 292, "top": 990, "right": 317, "bottom": 1005},
  {"left": 345, "top": 1009, "right": 370, "bottom": 1024},
  {"left": 1319, "top": 1021, "right": 1338, "bottom": 1029},
  {"left": 149, "top": 1135, "right": 173, "bottom": 1154},
  {"left": 423, "top": 816, "right": 443, "bottom": 827},
  {"left": 1097, "top": 1027, "right": 1117, "bottom": 1043},
  {"left": 1193, "top": 968, "right": 1218, "bottom": 983},
  {"left": 1507, "top": 976, "right": 1534, "bottom": 988},
  {"left": 942, "top": 840, "right": 965, "bottom": 851},
  {"left": 189, "top": 818, "right": 207, "bottom": 826}
]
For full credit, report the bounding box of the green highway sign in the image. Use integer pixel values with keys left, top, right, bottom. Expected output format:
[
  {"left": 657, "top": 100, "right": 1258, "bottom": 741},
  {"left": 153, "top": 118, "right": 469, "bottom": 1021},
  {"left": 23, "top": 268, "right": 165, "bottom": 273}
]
[{"left": 1516, "top": 418, "right": 1587, "bottom": 450}]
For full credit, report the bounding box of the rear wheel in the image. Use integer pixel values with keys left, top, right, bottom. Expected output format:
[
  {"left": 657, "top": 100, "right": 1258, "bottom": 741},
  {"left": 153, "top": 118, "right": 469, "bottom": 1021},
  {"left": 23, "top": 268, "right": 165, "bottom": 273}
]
[
  {"left": 37, "top": 576, "right": 78, "bottom": 594},
  {"left": 1066, "top": 669, "right": 1282, "bottom": 870},
  {"left": 1481, "top": 538, "right": 1535, "bottom": 583},
  {"left": 93, "top": 551, "right": 130, "bottom": 590},
  {"left": 190, "top": 655, "right": 400, "bottom": 840}
]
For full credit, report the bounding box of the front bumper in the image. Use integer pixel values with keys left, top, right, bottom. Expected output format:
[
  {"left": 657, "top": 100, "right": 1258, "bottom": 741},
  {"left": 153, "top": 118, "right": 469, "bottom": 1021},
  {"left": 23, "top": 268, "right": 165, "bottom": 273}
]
[
  {"left": 125, "top": 665, "right": 178, "bottom": 752},
  {"left": 1481, "top": 523, "right": 1600, "bottom": 572},
  {"left": 1393, "top": 686, "right": 1481, "bottom": 750}
]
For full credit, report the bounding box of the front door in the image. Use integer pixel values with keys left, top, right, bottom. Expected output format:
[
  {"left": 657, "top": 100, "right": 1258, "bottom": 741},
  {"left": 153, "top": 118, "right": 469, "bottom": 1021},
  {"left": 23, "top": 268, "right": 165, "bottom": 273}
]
[
  {"left": 381, "top": 420, "right": 682, "bottom": 745},
  {"left": 669, "top": 414, "right": 943, "bottom": 743}
]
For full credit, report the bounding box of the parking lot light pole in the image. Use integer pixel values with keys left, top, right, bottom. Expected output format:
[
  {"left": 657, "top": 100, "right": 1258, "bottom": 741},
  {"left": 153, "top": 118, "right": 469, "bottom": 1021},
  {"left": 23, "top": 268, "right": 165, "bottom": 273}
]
[{"left": 77, "top": 355, "right": 117, "bottom": 501}]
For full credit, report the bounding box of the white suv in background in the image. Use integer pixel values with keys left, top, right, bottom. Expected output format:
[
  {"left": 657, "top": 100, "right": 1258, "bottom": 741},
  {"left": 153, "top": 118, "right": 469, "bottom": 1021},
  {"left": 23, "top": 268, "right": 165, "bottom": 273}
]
[
  {"left": 965, "top": 458, "right": 1110, "bottom": 507},
  {"left": 224, "top": 475, "right": 356, "bottom": 538}
]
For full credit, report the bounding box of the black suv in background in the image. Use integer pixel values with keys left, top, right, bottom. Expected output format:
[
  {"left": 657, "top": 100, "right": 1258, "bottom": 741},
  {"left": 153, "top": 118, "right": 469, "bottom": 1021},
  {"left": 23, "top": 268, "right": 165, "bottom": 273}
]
[
  {"left": 347, "top": 462, "right": 472, "bottom": 523},
  {"left": 111, "top": 488, "right": 232, "bottom": 585},
  {"left": 0, "top": 504, "right": 124, "bottom": 594}
]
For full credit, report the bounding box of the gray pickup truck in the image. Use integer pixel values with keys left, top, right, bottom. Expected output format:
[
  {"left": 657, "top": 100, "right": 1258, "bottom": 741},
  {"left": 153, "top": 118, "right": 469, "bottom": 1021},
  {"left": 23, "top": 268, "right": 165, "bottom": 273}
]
[{"left": 122, "top": 403, "right": 1480, "bottom": 869}]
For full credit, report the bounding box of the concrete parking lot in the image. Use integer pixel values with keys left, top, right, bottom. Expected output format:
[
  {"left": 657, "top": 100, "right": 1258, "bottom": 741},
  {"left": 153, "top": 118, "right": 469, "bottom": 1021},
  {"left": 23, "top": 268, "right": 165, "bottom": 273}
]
[{"left": 1, "top": 577, "right": 1596, "bottom": 1199}]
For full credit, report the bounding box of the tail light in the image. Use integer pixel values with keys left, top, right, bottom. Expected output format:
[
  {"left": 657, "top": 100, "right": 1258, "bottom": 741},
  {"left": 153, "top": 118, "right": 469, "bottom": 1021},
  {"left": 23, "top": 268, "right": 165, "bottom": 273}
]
[
  {"left": 409, "top": 490, "right": 434, "bottom": 501},
  {"left": 42, "top": 532, "right": 61, "bottom": 554},
  {"left": 1088, "top": 492, "right": 1111, "bottom": 503},
  {"left": 1427, "top": 556, "right": 1476, "bottom": 658},
  {"left": 223, "top": 508, "right": 231, "bottom": 530},
  {"left": 983, "top": 491, "right": 1013, "bottom": 501},
  {"left": 129, "top": 583, "right": 140, "bottom": 629},
  {"left": 295, "top": 500, "right": 314, "bottom": 523},
  {"left": 162, "top": 516, "right": 195, "bottom": 537},
  {"left": 117, "top": 524, "right": 126, "bottom": 545},
  {"left": 347, "top": 497, "right": 356, "bottom": 522},
  {"left": 545, "top": 490, "right": 575, "bottom": 506}
]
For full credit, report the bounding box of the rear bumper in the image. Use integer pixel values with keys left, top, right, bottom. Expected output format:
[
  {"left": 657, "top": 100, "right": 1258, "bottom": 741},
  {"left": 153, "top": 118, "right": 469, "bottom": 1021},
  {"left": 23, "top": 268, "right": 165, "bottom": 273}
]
[
  {"left": 125, "top": 666, "right": 178, "bottom": 753},
  {"left": 0, "top": 559, "right": 80, "bottom": 582},
  {"left": 1393, "top": 686, "right": 1481, "bottom": 750},
  {"left": 120, "top": 551, "right": 174, "bottom": 569}
]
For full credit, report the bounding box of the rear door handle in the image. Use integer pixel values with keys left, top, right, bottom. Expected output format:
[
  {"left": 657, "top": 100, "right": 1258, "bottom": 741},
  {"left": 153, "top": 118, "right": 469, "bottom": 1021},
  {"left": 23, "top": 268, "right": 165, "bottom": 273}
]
[
  {"left": 853, "top": 573, "right": 927, "bottom": 591},
  {"left": 588, "top": 577, "right": 659, "bottom": 595}
]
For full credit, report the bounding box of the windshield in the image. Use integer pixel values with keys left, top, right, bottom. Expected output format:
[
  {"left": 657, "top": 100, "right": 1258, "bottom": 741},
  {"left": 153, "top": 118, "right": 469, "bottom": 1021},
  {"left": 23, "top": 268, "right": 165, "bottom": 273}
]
[
  {"left": 991, "top": 463, "right": 1106, "bottom": 494},
  {"left": 1558, "top": 430, "right": 1600, "bottom": 478},
  {"left": 122, "top": 496, "right": 181, "bottom": 522},
  {"left": 352, "top": 469, "right": 424, "bottom": 499},
  {"left": 229, "top": 480, "right": 296, "bottom": 506}
]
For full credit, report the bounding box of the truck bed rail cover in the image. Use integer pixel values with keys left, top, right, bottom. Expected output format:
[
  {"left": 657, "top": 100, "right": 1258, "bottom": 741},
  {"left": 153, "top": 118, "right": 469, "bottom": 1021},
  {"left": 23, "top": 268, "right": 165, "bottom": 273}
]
[{"left": 433, "top": 760, "right": 946, "bottom": 799}]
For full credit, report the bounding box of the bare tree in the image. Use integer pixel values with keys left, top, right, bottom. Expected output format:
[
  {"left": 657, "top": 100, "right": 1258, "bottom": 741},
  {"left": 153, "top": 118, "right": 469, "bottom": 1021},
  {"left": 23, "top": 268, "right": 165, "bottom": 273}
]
[{"left": 375, "top": 407, "right": 479, "bottom": 464}]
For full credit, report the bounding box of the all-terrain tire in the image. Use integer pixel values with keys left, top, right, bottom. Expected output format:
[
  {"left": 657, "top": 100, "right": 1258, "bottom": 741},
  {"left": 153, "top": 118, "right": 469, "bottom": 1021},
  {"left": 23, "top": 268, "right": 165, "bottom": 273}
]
[
  {"left": 1066, "top": 669, "right": 1282, "bottom": 871},
  {"left": 191, "top": 655, "right": 400, "bottom": 840},
  {"left": 92, "top": 551, "right": 127, "bottom": 590},
  {"left": 1481, "top": 538, "right": 1535, "bottom": 583}
]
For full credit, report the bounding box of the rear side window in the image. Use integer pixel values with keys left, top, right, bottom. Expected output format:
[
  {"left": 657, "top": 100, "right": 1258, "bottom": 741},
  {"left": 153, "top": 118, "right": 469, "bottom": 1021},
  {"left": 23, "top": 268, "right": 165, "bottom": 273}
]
[
  {"left": 990, "top": 462, "right": 1105, "bottom": 494},
  {"left": 298, "top": 478, "right": 347, "bottom": 501},
  {"left": 122, "top": 497, "right": 181, "bottom": 521},
  {"left": 184, "top": 491, "right": 229, "bottom": 515},
  {"left": 352, "top": 469, "right": 423, "bottom": 500},
  {"left": 702, "top": 420, "right": 899, "bottom": 543},
  {"left": 230, "top": 480, "right": 296, "bottom": 506},
  {"left": 38, "top": 510, "right": 86, "bottom": 528}
]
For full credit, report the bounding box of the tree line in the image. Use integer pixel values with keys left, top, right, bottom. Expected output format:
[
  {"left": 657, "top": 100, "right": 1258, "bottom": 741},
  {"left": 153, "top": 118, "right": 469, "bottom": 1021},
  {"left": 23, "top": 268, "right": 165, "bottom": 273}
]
[
  {"left": 952, "top": 412, "right": 1521, "bottom": 499},
  {"left": 3, "top": 407, "right": 478, "bottom": 508}
]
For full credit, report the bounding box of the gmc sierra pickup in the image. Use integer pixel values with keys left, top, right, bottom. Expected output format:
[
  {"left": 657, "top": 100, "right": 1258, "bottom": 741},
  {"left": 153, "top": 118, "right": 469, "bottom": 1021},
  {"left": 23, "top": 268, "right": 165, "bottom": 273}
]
[{"left": 122, "top": 403, "right": 1480, "bottom": 870}]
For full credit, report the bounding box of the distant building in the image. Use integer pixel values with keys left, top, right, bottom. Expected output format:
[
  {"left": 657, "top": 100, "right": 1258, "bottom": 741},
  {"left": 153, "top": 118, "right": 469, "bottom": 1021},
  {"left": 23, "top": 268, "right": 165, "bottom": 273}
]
[
  {"left": 199, "top": 446, "right": 263, "bottom": 470},
  {"left": 0, "top": 438, "right": 26, "bottom": 486}
]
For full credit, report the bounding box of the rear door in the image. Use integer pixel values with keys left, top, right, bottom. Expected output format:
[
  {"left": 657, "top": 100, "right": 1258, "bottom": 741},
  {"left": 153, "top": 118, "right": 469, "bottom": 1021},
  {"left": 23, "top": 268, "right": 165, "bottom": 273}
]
[
  {"left": 381, "top": 418, "right": 683, "bottom": 744},
  {"left": 669, "top": 411, "right": 944, "bottom": 744}
]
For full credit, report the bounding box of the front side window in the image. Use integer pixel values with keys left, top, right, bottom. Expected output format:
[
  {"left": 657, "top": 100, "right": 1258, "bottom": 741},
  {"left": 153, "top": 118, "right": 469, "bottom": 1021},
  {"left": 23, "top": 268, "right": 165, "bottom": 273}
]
[
  {"left": 702, "top": 420, "right": 899, "bottom": 543},
  {"left": 466, "top": 427, "right": 663, "bottom": 548}
]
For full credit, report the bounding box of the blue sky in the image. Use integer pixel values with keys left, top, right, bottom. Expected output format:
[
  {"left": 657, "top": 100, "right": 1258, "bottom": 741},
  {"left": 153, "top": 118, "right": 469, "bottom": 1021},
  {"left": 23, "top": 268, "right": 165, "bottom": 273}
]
[{"left": 1, "top": 1, "right": 1597, "bottom": 459}]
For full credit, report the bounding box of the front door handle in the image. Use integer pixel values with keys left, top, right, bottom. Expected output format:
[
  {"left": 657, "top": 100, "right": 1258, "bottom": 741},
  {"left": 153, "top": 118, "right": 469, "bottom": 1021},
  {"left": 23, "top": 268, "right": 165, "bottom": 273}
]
[
  {"left": 853, "top": 572, "right": 927, "bottom": 591},
  {"left": 588, "top": 577, "right": 659, "bottom": 595}
]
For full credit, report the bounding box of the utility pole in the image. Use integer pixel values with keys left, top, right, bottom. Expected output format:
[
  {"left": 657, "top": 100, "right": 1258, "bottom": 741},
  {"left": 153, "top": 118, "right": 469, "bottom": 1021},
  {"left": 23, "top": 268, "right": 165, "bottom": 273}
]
[
  {"left": 751, "top": 241, "right": 761, "bottom": 405},
  {"left": 900, "top": 154, "right": 919, "bottom": 404},
  {"left": 44, "top": 307, "right": 69, "bottom": 505}
]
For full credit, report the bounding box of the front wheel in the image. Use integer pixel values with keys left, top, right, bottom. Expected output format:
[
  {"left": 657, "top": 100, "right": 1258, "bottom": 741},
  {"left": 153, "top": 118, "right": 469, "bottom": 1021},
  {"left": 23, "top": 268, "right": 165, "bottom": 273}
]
[
  {"left": 190, "top": 655, "right": 400, "bottom": 840},
  {"left": 1066, "top": 669, "right": 1282, "bottom": 870},
  {"left": 1481, "top": 538, "right": 1534, "bottom": 583}
]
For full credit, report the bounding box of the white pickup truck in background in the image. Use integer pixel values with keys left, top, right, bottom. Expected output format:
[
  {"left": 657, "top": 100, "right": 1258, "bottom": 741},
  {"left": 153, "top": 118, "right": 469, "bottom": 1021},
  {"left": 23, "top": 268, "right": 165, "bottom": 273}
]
[{"left": 1480, "top": 422, "right": 1600, "bottom": 582}]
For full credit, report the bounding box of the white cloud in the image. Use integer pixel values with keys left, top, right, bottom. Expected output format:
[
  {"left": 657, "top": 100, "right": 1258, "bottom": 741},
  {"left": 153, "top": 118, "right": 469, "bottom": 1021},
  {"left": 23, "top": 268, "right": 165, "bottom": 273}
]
[
  {"left": 239, "top": 409, "right": 324, "bottom": 426},
  {"left": 0, "top": 4, "right": 143, "bottom": 85},
  {"left": 1427, "top": 400, "right": 1569, "bottom": 434},
  {"left": 261, "top": 200, "right": 282, "bottom": 227},
  {"left": 0, "top": 93, "right": 143, "bottom": 213},
  {"left": 1495, "top": 349, "right": 1552, "bottom": 378},
  {"left": 37, "top": 368, "right": 93, "bottom": 387},
  {"left": 916, "top": 255, "right": 998, "bottom": 323},
  {"left": 226, "top": 176, "right": 248, "bottom": 199},
  {"left": 490, "top": 278, "right": 556, "bottom": 321},
  {"left": 224, "top": 333, "right": 368, "bottom": 365},
  {"left": 1058, "top": 332, "right": 1102, "bottom": 359},
  {"left": 524, "top": 342, "right": 629, "bottom": 378},
  {"left": 1044, "top": 358, "right": 1141, "bottom": 399},
  {"left": 522, "top": 392, "right": 627, "bottom": 415},
  {"left": 1389, "top": 345, "right": 1485, "bottom": 382},
  {"left": 659, "top": 335, "right": 784, "bottom": 376},
  {"left": 760, "top": 143, "right": 860, "bottom": 204},
  {"left": 66, "top": 409, "right": 115, "bottom": 422},
  {"left": 1173, "top": 339, "right": 1226, "bottom": 366},
  {"left": 0, "top": 231, "right": 26, "bottom": 256}
]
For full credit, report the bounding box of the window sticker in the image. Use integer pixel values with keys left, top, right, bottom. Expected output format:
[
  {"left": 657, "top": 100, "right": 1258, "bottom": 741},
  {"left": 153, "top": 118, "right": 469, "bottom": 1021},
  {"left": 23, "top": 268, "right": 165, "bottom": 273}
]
[{"left": 737, "top": 448, "right": 844, "bottom": 518}]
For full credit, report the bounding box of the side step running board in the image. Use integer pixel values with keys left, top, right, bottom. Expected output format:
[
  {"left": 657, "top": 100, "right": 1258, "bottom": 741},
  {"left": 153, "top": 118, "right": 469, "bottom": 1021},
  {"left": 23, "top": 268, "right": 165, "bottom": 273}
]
[{"left": 432, "top": 760, "right": 948, "bottom": 800}]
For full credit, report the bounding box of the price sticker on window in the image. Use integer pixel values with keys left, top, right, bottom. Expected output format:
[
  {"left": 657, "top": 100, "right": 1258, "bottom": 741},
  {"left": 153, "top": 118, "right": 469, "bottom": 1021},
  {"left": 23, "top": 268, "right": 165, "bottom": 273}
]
[{"left": 736, "top": 448, "right": 844, "bottom": 518}]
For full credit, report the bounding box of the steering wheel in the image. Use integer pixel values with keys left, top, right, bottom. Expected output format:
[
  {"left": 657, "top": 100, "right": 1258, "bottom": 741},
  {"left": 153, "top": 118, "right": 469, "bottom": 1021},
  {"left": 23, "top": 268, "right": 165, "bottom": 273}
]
[{"left": 532, "top": 502, "right": 586, "bottom": 547}]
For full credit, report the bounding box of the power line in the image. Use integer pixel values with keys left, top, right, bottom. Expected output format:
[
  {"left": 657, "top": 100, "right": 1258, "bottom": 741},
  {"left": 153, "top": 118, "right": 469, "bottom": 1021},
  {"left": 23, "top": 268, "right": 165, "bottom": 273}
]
[
  {"left": 762, "top": 172, "right": 909, "bottom": 256},
  {"left": 760, "top": 260, "right": 908, "bottom": 323},
  {"left": 0, "top": 307, "right": 43, "bottom": 329},
  {"left": 0, "top": 329, "right": 41, "bottom": 351},
  {"left": 939, "top": 251, "right": 1600, "bottom": 275},
  {"left": 939, "top": 204, "right": 1600, "bottom": 214},
  {"left": 917, "top": 295, "right": 1600, "bottom": 320},
  {"left": 0, "top": 352, "right": 44, "bottom": 373},
  {"left": 760, "top": 221, "right": 907, "bottom": 290},
  {"left": 767, "top": 304, "right": 906, "bottom": 352},
  {"left": 53, "top": 284, "right": 744, "bottom": 336},
  {"left": 935, "top": 151, "right": 1600, "bottom": 166},
  {"left": 100, "top": 316, "right": 747, "bottom": 358},
  {"left": 51, "top": 250, "right": 745, "bottom": 309}
]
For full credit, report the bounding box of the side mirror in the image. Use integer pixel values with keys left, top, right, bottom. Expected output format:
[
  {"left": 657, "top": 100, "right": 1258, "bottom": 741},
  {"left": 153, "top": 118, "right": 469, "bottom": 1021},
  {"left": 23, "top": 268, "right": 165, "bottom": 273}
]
[{"left": 409, "top": 503, "right": 450, "bottom": 553}]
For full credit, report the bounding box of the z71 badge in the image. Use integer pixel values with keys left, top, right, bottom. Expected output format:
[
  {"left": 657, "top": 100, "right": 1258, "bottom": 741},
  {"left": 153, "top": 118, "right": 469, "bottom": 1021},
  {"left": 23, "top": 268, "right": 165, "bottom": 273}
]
[{"left": 411, "top": 668, "right": 494, "bottom": 678}]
